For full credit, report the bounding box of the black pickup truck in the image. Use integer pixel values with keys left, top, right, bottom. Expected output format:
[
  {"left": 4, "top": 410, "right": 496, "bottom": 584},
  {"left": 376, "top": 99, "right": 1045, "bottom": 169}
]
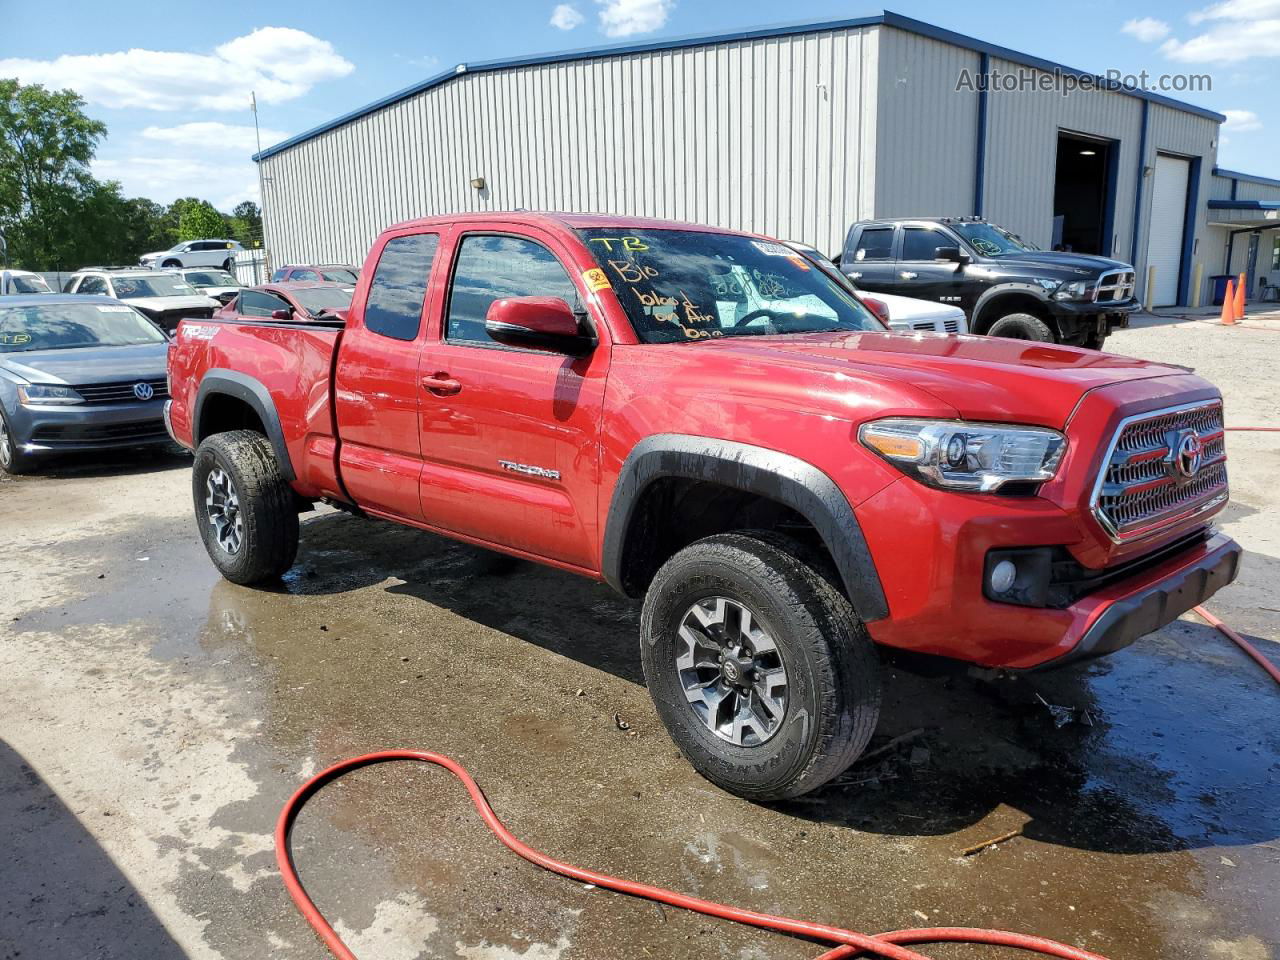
[{"left": 840, "top": 217, "right": 1138, "bottom": 348}]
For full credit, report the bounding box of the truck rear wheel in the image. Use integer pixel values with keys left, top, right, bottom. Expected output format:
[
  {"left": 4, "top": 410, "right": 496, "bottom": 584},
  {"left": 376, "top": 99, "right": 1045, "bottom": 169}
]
[
  {"left": 640, "top": 532, "right": 880, "bottom": 801},
  {"left": 192, "top": 430, "right": 299, "bottom": 585},
  {"left": 986, "top": 312, "right": 1054, "bottom": 342}
]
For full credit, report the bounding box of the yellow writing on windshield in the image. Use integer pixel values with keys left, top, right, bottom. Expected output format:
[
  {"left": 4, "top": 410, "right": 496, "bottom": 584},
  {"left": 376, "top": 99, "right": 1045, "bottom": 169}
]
[
  {"left": 0, "top": 332, "right": 31, "bottom": 345},
  {"left": 587, "top": 236, "right": 649, "bottom": 252}
]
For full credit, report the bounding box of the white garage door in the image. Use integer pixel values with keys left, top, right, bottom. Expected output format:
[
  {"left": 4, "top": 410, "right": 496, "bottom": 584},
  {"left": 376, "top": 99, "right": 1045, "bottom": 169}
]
[{"left": 1145, "top": 154, "right": 1191, "bottom": 306}]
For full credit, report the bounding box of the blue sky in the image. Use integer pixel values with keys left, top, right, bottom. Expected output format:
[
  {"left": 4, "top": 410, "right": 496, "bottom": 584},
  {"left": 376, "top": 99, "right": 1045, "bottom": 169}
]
[{"left": 2, "top": 0, "right": 1276, "bottom": 212}]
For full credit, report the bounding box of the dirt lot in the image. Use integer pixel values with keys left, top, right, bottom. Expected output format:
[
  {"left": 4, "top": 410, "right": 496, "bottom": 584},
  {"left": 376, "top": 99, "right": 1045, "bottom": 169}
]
[{"left": 1, "top": 315, "right": 1277, "bottom": 960}]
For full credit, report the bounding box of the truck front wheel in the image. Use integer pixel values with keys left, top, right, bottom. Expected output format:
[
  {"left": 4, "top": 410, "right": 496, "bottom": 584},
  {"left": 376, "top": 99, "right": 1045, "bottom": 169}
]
[
  {"left": 192, "top": 430, "right": 299, "bottom": 585},
  {"left": 986, "top": 312, "right": 1055, "bottom": 342},
  {"left": 640, "top": 532, "right": 881, "bottom": 801}
]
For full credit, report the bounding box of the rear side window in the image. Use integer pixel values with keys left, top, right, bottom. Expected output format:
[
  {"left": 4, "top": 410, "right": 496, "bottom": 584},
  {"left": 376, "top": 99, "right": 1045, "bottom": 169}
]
[
  {"left": 446, "top": 235, "right": 579, "bottom": 344},
  {"left": 241, "top": 290, "right": 290, "bottom": 317},
  {"left": 79, "top": 276, "right": 107, "bottom": 294},
  {"left": 364, "top": 233, "right": 439, "bottom": 341},
  {"left": 853, "top": 228, "right": 894, "bottom": 262},
  {"left": 902, "top": 227, "right": 946, "bottom": 261}
]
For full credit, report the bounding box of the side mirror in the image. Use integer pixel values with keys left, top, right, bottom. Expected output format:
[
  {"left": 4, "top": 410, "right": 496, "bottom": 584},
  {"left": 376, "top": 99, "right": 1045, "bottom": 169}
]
[
  {"left": 270, "top": 308, "right": 292, "bottom": 321},
  {"left": 484, "top": 297, "right": 595, "bottom": 356},
  {"left": 935, "top": 246, "right": 969, "bottom": 264}
]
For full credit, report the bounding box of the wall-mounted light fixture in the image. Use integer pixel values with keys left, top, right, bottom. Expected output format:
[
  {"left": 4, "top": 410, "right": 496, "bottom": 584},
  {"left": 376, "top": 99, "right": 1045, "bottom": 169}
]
[
  {"left": 1143, "top": 165, "right": 1154, "bottom": 177},
  {"left": 471, "top": 176, "right": 486, "bottom": 190},
  {"left": 1079, "top": 149, "right": 1096, "bottom": 156}
]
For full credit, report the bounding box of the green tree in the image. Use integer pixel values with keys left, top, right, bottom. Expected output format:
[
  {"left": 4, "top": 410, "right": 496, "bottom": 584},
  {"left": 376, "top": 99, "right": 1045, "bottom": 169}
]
[
  {"left": 177, "top": 199, "right": 227, "bottom": 242},
  {"left": 0, "top": 78, "right": 106, "bottom": 268},
  {"left": 228, "top": 200, "right": 262, "bottom": 247}
]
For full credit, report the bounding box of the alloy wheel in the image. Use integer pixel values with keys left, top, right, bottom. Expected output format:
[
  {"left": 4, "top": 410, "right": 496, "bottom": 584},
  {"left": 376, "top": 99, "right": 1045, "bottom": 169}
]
[
  {"left": 205, "top": 467, "right": 244, "bottom": 554},
  {"left": 0, "top": 416, "right": 12, "bottom": 469},
  {"left": 675, "top": 596, "right": 788, "bottom": 746}
]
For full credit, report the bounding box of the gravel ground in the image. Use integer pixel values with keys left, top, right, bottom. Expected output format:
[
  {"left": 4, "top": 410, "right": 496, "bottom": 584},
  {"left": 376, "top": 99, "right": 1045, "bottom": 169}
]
[{"left": 0, "top": 317, "right": 1276, "bottom": 960}]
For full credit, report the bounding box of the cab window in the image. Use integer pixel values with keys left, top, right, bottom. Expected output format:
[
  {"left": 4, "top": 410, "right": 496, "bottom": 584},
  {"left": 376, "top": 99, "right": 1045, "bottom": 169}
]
[
  {"left": 78, "top": 276, "right": 108, "bottom": 295},
  {"left": 853, "top": 227, "right": 894, "bottom": 262},
  {"left": 445, "top": 235, "right": 579, "bottom": 345},
  {"left": 901, "top": 227, "right": 947, "bottom": 261},
  {"left": 364, "top": 233, "right": 440, "bottom": 341}
]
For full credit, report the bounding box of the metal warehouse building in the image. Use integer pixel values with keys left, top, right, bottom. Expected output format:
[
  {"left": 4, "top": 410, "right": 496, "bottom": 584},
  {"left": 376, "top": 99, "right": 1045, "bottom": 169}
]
[{"left": 255, "top": 11, "right": 1270, "bottom": 308}]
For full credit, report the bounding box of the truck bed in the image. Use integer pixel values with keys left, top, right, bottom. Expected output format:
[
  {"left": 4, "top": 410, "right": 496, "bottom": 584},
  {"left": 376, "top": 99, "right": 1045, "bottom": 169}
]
[{"left": 167, "top": 316, "right": 346, "bottom": 500}]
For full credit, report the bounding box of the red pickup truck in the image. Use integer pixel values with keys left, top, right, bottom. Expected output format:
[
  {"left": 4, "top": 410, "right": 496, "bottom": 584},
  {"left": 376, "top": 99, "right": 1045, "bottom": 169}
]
[{"left": 167, "top": 213, "right": 1240, "bottom": 801}]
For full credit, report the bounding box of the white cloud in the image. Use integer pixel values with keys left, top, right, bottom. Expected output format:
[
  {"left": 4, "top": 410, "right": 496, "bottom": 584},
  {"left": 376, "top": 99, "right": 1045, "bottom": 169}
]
[
  {"left": 1189, "top": 0, "right": 1280, "bottom": 24},
  {"left": 1121, "top": 17, "right": 1171, "bottom": 42},
  {"left": 595, "top": 0, "right": 673, "bottom": 37},
  {"left": 140, "top": 122, "right": 290, "bottom": 155},
  {"left": 1161, "top": 0, "right": 1280, "bottom": 60},
  {"left": 94, "top": 155, "right": 259, "bottom": 211},
  {"left": 1222, "top": 108, "right": 1263, "bottom": 130},
  {"left": 550, "top": 3, "right": 584, "bottom": 29},
  {"left": 0, "top": 26, "right": 353, "bottom": 111}
]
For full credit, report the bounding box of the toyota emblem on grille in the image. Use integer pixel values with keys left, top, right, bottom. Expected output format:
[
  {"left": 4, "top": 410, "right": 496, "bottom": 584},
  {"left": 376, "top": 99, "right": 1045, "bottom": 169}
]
[
  {"left": 1172, "top": 430, "right": 1203, "bottom": 480},
  {"left": 133, "top": 382, "right": 155, "bottom": 401}
]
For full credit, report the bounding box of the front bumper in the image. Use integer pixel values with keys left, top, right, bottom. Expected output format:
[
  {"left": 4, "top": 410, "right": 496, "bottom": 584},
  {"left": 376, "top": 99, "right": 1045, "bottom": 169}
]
[
  {"left": 856, "top": 476, "right": 1241, "bottom": 669},
  {"left": 1033, "top": 532, "right": 1240, "bottom": 669},
  {"left": 9, "top": 400, "right": 169, "bottom": 456}
]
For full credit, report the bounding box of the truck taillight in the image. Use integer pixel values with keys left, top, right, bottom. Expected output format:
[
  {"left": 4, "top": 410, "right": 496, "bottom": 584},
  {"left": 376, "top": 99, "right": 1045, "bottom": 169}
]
[{"left": 858, "top": 295, "right": 891, "bottom": 326}]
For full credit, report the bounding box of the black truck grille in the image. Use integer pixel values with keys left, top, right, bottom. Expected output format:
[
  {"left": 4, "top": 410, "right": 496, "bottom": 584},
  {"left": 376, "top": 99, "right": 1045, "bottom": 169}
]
[
  {"left": 1092, "top": 401, "right": 1228, "bottom": 541},
  {"left": 74, "top": 379, "right": 169, "bottom": 405}
]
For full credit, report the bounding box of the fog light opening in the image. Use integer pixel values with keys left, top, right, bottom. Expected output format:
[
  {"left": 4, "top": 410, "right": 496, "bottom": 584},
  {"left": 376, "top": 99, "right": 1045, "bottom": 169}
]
[{"left": 990, "top": 559, "right": 1017, "bottom": 594}]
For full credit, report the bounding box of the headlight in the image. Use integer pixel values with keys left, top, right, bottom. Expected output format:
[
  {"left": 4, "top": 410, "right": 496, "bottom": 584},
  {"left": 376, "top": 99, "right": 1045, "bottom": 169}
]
[
  {"left": 1053, "top": 280, "right": 1091, "bottom": 301},
  {"left": 859, "top": 418, "right": 1066, "bottom": 492},
  {"left": 17, "top": 384, "right": 84, "bottom": 406}
]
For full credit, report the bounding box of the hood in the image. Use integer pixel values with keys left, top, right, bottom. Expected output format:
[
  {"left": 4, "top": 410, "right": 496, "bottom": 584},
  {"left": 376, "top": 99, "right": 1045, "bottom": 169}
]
[
  {"left": 696, "top": 332, "right": 1189, "bottom": 428},
  {"left": 988, "top": 251, "right": 1131, "bottom": 277},
  {"left": 139, "top": 250, "right": 170, "bottom": 262},
  {"left": 125, "top": 295, "right": 220, "bottom": 313},
  {"left": 869, "top": 291, "right": 966, "bottom": 322},
  {"left": 192, "top": 285, "right": 240, "bottom": 298},
  {"left": 1, "top": 342, "right": 169, "bottom": 385}
]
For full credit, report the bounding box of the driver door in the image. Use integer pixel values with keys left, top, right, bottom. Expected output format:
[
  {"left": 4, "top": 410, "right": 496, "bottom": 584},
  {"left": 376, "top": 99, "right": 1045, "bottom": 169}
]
[{"left": 416, "top": 226, "right": 609, "bottom": 569}]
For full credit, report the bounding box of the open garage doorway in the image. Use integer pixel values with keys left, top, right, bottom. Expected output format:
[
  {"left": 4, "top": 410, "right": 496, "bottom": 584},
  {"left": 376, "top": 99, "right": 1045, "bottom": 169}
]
[{"left": 1053, "top": 133, "right": 1116, "bottom": 256}]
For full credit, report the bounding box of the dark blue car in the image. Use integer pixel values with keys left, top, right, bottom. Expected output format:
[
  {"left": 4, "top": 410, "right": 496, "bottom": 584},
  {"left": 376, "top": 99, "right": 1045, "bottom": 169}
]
[{"left": 0, "top": 295, "right": 173, "bottom": 474}]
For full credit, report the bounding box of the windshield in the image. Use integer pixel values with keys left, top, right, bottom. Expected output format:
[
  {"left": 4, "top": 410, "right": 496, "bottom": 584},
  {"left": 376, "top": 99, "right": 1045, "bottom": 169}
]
[
  {"left": 8, "top": 274, "right": 53, "bottom": 294},
  {"left": 319, "top": 268, "right": 358, "bottom": 283},
  {"left": 291, "top": 286, "right": 354, "bottom": 314},
  {"left": 184, "top": 270, "right": 238, "bottom": 287},
  {"left": 576, "top": 229, "right": 883, "bottom": 343},
  {"left": 112, "top": 275, "right": 201, "bottom": 299},
  {"left": 952, "top": 222, "right": 1036, "bottom": 257},
  {"left": 0, "top": 302, "right": 166, "bottom": 353}
]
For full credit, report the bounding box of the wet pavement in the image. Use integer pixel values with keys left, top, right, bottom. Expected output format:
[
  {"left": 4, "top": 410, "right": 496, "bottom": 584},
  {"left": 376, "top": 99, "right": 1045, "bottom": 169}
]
[{"left": 1, "top": 317, "right": 1277, "bottom": 960}]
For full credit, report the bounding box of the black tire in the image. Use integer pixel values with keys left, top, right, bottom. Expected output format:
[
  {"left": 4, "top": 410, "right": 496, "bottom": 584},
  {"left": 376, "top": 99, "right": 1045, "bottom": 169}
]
[
  {"left": 192, "top": 430, "right": 299, "bottom": 585},
  {"left": 0, "top": 406, "right": 36, "bottom": 475},
  {"left": 162, "top": 258, "right": 182, "bottom": 268},
  {"left": 221, "top": 258, "right": 234, "bottom": 273},
  {"left": 640, "top": 532, "right": 881, "bottom": 801},
  {"left": 986, "top": 312, "right": 1055, "bottom": 342}
]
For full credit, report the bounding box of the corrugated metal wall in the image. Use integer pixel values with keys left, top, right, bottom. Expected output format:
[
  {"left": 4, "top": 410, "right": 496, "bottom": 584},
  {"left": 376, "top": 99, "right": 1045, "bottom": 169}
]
[
  {"left": 980, "top": 55, "right": 1145, "bottom": 259},
  {"left": 259, "top": 26, "right": 881, "bottom": 268},
  {"left": 873, "top": 29, "right": 981, "bottom": 219}
]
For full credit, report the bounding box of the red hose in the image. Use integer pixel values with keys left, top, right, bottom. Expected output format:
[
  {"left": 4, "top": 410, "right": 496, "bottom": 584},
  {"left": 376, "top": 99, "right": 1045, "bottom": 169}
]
[
  {"left": 1193, "top": 605, "right": 1280, "bottom": 686},
  {"left": 277, "top": 750, "right": 1114, "bottom": 960}
]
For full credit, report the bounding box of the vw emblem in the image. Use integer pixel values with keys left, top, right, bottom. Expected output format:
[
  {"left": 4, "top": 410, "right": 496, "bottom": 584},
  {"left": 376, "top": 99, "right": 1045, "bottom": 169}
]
[
  {"left": 133, "top": 382, "right": 155, "bottom": 401},
  {"left": 1172, "top": 430, "right": 1203, "bottom": 480}
]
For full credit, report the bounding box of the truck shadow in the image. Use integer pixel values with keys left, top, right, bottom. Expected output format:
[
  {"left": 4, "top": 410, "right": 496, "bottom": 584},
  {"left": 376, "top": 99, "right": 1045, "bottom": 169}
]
[
  {"left": 0, "top": 739, "right": 188, "bottom": 959},
  {"left": 283, "top": 509, "right": 1279, "bottom": 856}
]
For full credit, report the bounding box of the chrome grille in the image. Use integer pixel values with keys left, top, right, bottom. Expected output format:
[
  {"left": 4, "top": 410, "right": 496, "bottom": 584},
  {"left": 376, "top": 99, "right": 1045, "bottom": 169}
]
[
  {"left": 74, "top": 379, "right": 169, "bottom": 404},
  {"left": 1091, "top": 401, "right": 1228, "bottom": 542},
  {"left": 1094, "top": 270, "right": 1136, "bottom": 303}
]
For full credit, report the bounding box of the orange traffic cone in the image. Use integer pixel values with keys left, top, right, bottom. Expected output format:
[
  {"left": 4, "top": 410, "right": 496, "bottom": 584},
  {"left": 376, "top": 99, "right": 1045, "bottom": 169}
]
[
  {"left": 1221, "top": 279, "right": 1237, "bottom": 326},
  {"left": 1234, "top": 272, "right": 1247, "bottom": 320}
]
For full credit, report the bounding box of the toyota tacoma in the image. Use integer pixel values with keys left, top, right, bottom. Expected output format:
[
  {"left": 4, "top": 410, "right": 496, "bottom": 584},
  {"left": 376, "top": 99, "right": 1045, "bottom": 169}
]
[{"left": 166, "top": 213, "right": 1239, "bottom": 801}]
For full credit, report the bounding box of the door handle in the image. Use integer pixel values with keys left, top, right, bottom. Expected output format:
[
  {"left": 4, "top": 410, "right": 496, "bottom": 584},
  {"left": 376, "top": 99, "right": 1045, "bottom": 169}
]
[
  {"left": 899, "top": 271, "right": 918, "bottom": 280},
  {"left": 849, "top": 272, "right": 863, "bottom": 280},
  {"left": 421, "top": 373, "right": 462, "bottom": 396}
]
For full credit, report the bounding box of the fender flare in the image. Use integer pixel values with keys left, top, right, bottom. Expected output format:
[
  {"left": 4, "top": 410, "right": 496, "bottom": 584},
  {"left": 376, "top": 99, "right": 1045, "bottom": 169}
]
[
  {"left": 194, "top": 369, "right": 296, "bottom": 481},
  {"left": 971, "top": 282, "right": 1056, "bottom": 332},
  {"left": 601, "top": 434, "right": 888, "bottom": 622}
]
